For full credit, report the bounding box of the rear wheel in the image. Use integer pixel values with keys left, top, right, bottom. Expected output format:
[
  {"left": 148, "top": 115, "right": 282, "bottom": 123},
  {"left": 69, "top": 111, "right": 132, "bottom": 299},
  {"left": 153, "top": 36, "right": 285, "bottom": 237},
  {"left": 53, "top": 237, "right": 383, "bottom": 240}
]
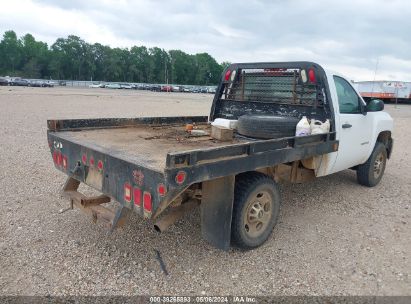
[
  {"left": 231, "top": 172, "right": 280, "bottom": 249},
  {"left": 357, "top": 142, "right": 387, "bottom": 187}
]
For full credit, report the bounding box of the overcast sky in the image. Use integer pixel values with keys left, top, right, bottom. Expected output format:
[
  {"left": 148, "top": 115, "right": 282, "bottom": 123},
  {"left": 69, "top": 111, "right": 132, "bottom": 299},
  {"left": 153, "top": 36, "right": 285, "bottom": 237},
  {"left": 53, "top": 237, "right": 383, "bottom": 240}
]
[{"left": 1, "top": 0, "right": 410, "bottom": 81}]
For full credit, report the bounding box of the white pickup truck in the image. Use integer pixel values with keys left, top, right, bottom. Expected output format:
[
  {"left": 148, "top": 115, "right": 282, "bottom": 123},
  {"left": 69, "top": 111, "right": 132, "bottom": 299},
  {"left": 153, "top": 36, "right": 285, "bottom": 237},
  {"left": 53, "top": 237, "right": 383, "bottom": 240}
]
[{"left": 48, "top": 61, "right": 393, "bottom": 250}]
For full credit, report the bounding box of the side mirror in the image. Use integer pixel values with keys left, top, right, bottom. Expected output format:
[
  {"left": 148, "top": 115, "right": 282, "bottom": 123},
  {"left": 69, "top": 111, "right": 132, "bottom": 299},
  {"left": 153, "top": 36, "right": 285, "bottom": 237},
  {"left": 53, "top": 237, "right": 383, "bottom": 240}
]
[{"left": 366, "top": 99, "right": 384, "bottom": 112}]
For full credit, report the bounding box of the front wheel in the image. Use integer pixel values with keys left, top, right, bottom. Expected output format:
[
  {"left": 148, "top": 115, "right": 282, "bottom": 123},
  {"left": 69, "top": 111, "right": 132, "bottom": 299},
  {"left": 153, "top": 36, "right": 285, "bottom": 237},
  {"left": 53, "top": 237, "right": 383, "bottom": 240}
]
[
  {"left": 231, "top": 172, "right": 281, "bottom": 249},
  {"left": 357, "top": 142, "right": 387, "bottom": 187}
]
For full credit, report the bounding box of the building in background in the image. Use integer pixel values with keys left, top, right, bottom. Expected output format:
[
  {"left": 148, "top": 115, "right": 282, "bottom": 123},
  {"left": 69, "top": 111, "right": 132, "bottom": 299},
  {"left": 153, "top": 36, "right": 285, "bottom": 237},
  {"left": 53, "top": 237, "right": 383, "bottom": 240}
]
[{"left": 353, "top": 81, "right": 411, "bottom": 102}]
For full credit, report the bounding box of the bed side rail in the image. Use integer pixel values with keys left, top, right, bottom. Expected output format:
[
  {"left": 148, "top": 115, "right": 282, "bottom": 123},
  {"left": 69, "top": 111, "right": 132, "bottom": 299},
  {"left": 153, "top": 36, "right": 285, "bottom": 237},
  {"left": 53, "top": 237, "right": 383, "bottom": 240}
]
[
  {"left": 166, "top": 132, "right": 337, "bottom": 168},
  {"left": 47, "top": 116, "right": 208, "bottom": 131}
]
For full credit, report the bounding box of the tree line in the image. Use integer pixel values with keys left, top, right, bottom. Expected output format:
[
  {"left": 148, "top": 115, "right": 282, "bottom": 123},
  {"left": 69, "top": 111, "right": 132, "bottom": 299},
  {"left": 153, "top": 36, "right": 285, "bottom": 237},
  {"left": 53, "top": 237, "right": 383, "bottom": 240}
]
[{"left": 0, "top": 30, "right": 229, "bottom": 85}]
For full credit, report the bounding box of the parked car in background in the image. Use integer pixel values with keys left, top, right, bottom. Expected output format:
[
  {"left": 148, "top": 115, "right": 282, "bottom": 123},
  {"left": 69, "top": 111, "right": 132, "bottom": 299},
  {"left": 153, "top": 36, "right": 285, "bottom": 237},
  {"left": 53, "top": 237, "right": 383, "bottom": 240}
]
[
  {"left": 172, "top": 86, "right": 182, "bottom": 92},
  {"left": 58, "top": 81, "right": 66, "bottom": 86},
  {"left": 42, "top": 81, "right": 54, "bottom": 87},
  {"left": 190, "top": 87, "right": 201, "bottom": 93},
  {"left": 10, "top": 78, "right": 29, "bottom": 86},
  {"left": 200, "top": 87, "right": 208, "bottom": 93},
  {"left": 89, "top": 83, "right": 103, "bottom": 88},
  {"left": 120, "top": 83, "right": 133, "bottom": 89},
  {"left": 207, "top": 86, "right": 217, "bottom": 94},
  {"left": 150, "top": 85, "right": 161, "bottom": 92},
  {"left": 28, "top": 80, "right": 43, "bottom": 87},
  {"left": 161, "top": 85, "right": 172, "bottom": 92},
  {"left": 0, "top": 77, "right": 9, "bottom": 86},
  {"left": 105, "top": 83, "right": 121, "bottom": 89}
]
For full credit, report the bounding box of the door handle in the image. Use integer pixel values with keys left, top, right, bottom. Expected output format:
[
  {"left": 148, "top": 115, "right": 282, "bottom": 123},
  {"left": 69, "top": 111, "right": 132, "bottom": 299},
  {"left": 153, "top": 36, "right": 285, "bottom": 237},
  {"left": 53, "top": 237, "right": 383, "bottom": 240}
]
[{"left": 342, "top": 123, "right": 352, "bottom": 129}]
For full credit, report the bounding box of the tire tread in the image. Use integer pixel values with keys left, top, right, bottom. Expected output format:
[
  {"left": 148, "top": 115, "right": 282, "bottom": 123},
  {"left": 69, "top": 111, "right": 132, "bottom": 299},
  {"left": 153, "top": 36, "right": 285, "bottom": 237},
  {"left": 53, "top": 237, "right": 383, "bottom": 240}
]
[
  {"left": 357, "top": 142, "right": 387, "bottom": 187},
  {"left": 231, "top": 172, "right": 280, "bottom": 249}
]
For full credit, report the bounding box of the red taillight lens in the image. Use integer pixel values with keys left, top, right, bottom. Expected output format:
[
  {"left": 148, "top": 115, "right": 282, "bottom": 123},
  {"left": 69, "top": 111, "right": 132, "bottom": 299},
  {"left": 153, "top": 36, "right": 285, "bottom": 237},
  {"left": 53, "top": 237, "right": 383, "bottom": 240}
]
[
  {"left": 56, "top": 151, "right": 62, "bottom": 166},
  {"left": 52, "top": 151, "right": 58, "bottom": 164},
  {"left": 97, "top": 160, "right": 104, "bottom": 171},
  {"left": 224, "top": 69, "right": 231, "bottom": 81},
  {"left": 89, "top": 157, "right": 95, "bottom": 167},
  {"left": 157, "top": 184, "right": 166, "bottom": 196},
  {"left": 133, "top": 187, "right": 141, "bottom": 206},
  {"left": 82, "top": 154, "right": 87, "bottom": 165},
  {"left": 308, "top": 68, "right": 316, "bottom": 83},
  {"left": 175, "top": 171, "right": 186, "bottom": 184},
  {"left": 143, "top": 192, "right": 152, "bottom": 212},
  {"left": 124, "top": 183, "right": 132, "bottom": 202},
  {"left": 62, "top": 155, "right": 68, "bottom": 170}
]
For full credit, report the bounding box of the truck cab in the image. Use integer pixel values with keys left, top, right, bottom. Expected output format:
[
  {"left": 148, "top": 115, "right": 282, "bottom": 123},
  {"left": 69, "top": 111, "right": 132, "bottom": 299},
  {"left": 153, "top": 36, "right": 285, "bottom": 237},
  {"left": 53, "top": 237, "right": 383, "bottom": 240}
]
[{"left": 314, "top": 70, "right": 393, "bottom": 178}]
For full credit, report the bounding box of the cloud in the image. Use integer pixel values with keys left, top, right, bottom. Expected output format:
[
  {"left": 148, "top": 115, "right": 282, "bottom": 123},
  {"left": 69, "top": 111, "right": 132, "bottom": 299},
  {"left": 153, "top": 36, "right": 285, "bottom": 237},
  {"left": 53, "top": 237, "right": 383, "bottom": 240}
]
[{"left": 1, "top": 0, "right": 410, "bottom": 80}]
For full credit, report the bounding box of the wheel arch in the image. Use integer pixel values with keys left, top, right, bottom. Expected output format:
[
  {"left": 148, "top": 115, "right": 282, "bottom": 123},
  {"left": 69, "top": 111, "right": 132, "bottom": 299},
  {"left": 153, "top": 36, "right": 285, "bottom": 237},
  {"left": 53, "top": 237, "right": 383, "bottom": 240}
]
[{"left": 376, "top": 130, "right": 393, "bottom": 159}]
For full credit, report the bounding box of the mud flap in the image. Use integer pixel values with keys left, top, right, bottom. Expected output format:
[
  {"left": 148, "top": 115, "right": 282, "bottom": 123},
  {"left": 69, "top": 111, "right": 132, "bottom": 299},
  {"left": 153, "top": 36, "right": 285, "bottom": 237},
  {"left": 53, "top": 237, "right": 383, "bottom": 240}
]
[
  {"left": 201, "top": 175, "right": 235, "bottom": 251},
  {"left": 109, "top": 204, "right": 130, "bottom": 233}
]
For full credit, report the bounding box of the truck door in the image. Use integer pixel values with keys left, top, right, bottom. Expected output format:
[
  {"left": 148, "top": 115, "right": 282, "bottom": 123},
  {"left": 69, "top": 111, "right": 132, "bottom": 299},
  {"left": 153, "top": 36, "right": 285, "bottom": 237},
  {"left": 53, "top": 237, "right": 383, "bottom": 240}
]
[{"left": 331, "top": 75, "right": 373, "bottom": 172}]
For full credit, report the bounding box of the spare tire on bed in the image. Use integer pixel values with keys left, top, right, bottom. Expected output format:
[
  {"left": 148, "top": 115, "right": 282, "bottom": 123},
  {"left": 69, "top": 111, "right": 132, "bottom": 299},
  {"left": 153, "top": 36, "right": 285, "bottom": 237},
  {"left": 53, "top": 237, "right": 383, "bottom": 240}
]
[{"left": 237, "top": 115, "right": 299, "bottom": 139}]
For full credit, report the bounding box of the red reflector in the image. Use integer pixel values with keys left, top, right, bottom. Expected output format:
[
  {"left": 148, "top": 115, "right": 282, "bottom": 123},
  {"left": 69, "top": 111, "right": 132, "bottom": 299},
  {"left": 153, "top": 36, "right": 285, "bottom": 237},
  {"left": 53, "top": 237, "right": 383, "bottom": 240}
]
[
  {"left": 82, "top": 154, "right": 87, "bottom": 165},
  {"left": 62, "top": 155, "right": 68, "bottom": 170},
  {"left": 89, "top": 157, "right": 95, "bottom": 167},
  {"left": 52, "top": 151, "right": 58, "bottom": 164},
  {"left": 124, "top": 183, "right": 132, "bottom": 203},
  {"left": 157, "top": 184, "right": 166, "bottom": 196},
  {"left": 175, "top": 171, "right": 186, "bottom": 184},
  {"left": 56, "top": 151, "right": 62, "bottom": 166},
  {"left": 143, "top": 192, "right": 152, "bottom": 212},
  {"left": 133, "top": 187, "right": 141, "bottom": 206},
  {"left": 97, "top": 160, "right": 104, "bottom": 170},
  {"left": 224, "top": 69, "right": 231, "bottom": 81},
  {"left": 308, "top": 68, "right": 316, "bottom": 83}
]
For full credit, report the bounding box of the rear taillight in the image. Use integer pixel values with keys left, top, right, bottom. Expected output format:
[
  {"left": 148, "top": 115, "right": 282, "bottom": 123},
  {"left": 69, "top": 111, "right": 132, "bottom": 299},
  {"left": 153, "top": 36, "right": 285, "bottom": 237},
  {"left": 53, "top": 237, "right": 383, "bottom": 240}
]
[
  {"left": 52, "top": 151, "right": 58, "bottom": 164},
  {"left": 133, "top": 187, "right": 141, "bottom": 206},
  {"left": 230, "top": 70, "right": 236, "bottom": 81},
  {"left": 157, "top": 184, "right": 166, "bottom": 196},
  {"left": 97, "top": 160, "right": 104, "bottom": 171},
  {"left": 124, "top": 183, "right": 132, "bottom": 202},
  {"left": 89, "top": 157, "right": 95, "bottom": 167},
  {"left": 175, "top": 171, "right": 186, "bottom": 184},
  {"left": 82, "top": 154, "right": 87, "bottom": 165},
  {"left": 224, "top": 69, "right": 231, "bottom": 81},
  {"left": 56, "top": 151, "right": 62, "bottom": 166},
  {"left": 62, "top": 155, "right": 68, "bottom": 170},
  {"left": 308, "top": 68, "right": 316, "bottom": 83},
  {"left": 53, "top": 150, "right": 67, "bottom": 170},
  {"left": 143, "top": 191, "right": 152, "bottom": 212}
]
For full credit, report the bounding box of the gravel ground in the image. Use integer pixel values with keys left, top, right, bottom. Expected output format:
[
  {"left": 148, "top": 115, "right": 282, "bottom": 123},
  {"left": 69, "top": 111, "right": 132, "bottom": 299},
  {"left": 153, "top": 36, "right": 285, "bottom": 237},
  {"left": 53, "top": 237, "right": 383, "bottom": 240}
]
[{"left": 0, "top": 86, "right": 409, "bottom": 296}]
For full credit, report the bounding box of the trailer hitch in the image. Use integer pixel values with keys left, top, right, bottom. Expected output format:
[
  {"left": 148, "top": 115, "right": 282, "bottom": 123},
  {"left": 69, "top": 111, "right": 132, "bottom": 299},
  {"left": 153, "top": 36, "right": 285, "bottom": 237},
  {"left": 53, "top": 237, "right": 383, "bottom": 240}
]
[{"left": 61, "top": 165, "right": 129, "bottom": 230}]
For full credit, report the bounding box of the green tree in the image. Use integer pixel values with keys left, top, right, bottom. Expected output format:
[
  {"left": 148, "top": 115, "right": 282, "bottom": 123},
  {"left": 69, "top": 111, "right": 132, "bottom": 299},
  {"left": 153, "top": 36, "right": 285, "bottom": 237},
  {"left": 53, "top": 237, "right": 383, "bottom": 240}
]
[
  {"left": 20, "top": 33, "right": 49, "bottom": 78},
  {"left": 169, "top": 50, "right": 196, "bottom": 84},
  {"left": 194, "top": 53, "right": 223, "bottom": 85},
  {"left": 0, "top": 30, "right": 226, "bottom": 84},
  {"left": 0, "top": 30, "right": 22, "bottom": 74}
]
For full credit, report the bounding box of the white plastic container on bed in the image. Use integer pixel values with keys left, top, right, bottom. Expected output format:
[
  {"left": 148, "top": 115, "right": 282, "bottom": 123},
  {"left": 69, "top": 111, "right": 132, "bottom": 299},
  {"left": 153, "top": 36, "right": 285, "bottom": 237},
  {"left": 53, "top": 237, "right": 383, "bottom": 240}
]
[{"left": 295, "top": 116, "right": 311, "bottom": 136}]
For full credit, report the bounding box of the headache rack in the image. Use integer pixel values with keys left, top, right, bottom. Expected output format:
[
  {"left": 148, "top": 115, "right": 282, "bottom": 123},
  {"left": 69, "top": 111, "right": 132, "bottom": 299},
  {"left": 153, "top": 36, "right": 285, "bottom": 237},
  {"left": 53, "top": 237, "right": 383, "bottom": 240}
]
[
  {"left": 224, "top": 68, "right": 321, "bottom": 106},
  {"left": 210, "top": 61, "right": 333, "bottom": 124}
]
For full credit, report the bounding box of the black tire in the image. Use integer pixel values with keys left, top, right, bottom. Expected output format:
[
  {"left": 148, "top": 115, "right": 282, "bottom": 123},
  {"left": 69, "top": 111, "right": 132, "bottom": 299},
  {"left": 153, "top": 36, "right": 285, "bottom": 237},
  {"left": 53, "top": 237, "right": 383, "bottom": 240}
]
[
  {"left": 237, "top": 115, "right": 299, "bottom": 139},
  {"left": 231, "top": 172, "right": 281, "bottom": 249},
  {"left": 357, "top": 142, "right": 387, "bottom": 187}
]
